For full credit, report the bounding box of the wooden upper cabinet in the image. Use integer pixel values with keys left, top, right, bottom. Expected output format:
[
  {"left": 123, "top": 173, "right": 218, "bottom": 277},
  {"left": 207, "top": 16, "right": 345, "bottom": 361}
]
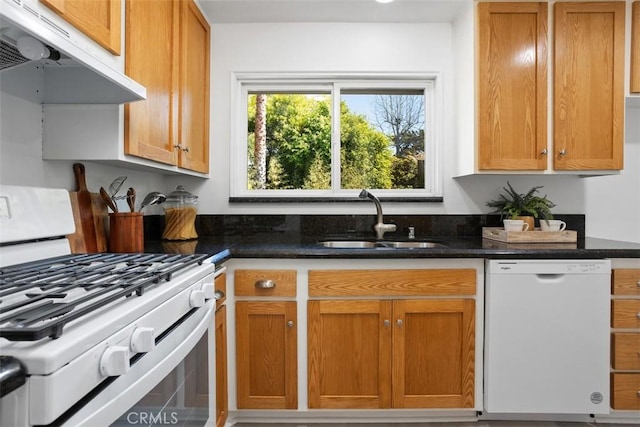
[
  {"left": 477, "top": 2, "right": 548, "bottom": 170},
  {"left": 632, "top": 1, "right": 640, "bottom": 93},
  {"left": 124, "top": 0, "right": 178, "bottom": 166},
  {"left": 124, "top": 0, "right": 210, "bottom": 174},
  {"left": 553, "top": 1, "right": 625, "bottom": 170},
  {"left": 40, "top": 0, "right": 121, "bottom": 55},
  {"left": 178, "top": 0, "right": 211, "bottom": 174}
]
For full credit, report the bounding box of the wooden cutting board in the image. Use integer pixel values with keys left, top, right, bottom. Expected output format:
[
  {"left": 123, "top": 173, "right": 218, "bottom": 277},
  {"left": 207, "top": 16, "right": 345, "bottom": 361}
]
[{"left": 67, "top": 163, "right": 108, "bottom": 253}]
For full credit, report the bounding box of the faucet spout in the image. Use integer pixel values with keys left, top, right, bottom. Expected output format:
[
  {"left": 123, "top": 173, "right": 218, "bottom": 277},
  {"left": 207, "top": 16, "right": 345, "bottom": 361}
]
[{"left": 359, "top": 189, "right": 397, "bottom": 239}]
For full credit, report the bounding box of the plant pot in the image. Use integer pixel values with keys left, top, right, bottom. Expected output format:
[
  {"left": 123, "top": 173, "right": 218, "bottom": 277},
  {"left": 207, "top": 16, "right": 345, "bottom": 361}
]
[{"left": 515, "top": 216, "right": 535, "bottom": 231}]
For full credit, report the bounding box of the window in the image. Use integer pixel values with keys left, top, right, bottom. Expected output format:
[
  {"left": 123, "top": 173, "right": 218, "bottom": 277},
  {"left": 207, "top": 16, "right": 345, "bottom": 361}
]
[{"left": 231, "top": 74, "right": 442, "bottom": 199}]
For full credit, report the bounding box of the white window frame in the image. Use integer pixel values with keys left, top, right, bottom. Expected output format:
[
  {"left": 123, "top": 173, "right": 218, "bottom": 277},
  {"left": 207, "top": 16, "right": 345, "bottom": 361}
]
[{"left": 230, "top": 72, "right": 443, "bottom": 199}]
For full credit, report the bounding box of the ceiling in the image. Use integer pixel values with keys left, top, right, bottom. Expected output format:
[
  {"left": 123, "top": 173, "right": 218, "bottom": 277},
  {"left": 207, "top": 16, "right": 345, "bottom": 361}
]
[{"left": 197, "top": 0, "right": 471, "bottom": 23}]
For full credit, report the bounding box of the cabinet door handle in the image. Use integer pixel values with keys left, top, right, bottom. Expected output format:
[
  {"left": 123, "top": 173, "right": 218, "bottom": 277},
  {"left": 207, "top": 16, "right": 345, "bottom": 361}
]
[
  {"left": 383, "top": 319, "right": 390, "bottom": 327},
  {"left": 173, "top": 144, "right": 182, "bottom": 150},
  {"left": 182, "top": 146, "right": 190, "bottom": 153},
  {"left": 214, "top": 290, "right": 225, "bottom": 300},
  {"left": 287, "top": 320, "right": 294, "bottom": 328},
  {"left": 540, "top": 149, "right": 548, "bottom": 155},
  {"left": 396, "top": 319, "right": 403, "bottom": 327},
  {"left": 558, "top": 149, "right": 567, "bottom": 156},
  {"left": 255, "top": 279, "right": 276, "bottom": 289}
]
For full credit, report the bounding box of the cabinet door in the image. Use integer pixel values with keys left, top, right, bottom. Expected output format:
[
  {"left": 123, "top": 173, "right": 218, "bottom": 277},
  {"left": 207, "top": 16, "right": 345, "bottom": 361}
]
[
  {"left": 477, "top": 2, "right": 548, "bottom": 170},
  {"left": 392, "top": 299, "right": 475, "bottom": 408},
  {"left": 215, "top": 306, "right": 228, "bottom": 427},
  {"left": 307, "top": 300, "right": 392, "bottom": 409},
  {"left": 41, "top": 0, "right": 121, "bottom": 54},
  {"left": 236, "top": 301, "right": 297, "bottom": 409},
  {"left": 554, "top": 1, "right": 625, "bottom": 170},
  {"left": 632, "top": 1, "right": 640, "bottom": 93},
  {"left": 124, "top": 0, "right": 179, "bottom": 166},
  {"left": 177, "top": 0, "right": 210, "bottom": 173}
]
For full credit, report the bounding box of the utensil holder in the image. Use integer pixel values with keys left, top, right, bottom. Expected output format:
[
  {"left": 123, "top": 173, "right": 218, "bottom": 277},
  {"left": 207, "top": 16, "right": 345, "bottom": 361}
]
[{"left": 109, "top": 212, "right": 144, "bottom": 253}]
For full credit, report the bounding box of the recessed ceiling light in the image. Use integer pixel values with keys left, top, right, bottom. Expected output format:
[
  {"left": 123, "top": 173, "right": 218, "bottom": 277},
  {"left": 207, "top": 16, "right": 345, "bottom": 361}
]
[{"left": 376, "top": 0, "right": 395, "bottom": 4}]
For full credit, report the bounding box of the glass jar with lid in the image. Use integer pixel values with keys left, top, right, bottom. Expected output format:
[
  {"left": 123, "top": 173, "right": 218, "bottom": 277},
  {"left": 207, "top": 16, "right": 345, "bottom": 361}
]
[{"left": 162, "top": 185, "right": 198, "bottom": 240}]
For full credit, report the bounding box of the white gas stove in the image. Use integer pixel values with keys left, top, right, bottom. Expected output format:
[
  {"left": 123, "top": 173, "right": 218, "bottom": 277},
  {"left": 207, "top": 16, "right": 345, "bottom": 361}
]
[{"left": 0, "top": 185, "right": 219, "bottom": 426}]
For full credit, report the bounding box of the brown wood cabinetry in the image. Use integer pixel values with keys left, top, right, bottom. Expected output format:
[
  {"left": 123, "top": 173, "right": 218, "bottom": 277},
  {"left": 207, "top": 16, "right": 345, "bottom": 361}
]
[
  {"left": 124, "top": 0, "right": 210, "bottom": 174},
  {"left": 553, "top": 1, "right": 625, "bottom": 170},
  {"left": 214, "top": 273, "right": 228, "bottom": 427},
  {"left": 234, "top": 269, "right": 298, "bottom": 409},
  {"left": 477, "top": 2, "right": 548, "bottom": 170},
  {"left": 632, "top": 1, "right": 640, "bottom": 93},
  {"left": 610, "top": 268, "right": 640, "bottom": 410},
  {"left": 307, "top": 269, "right": 475, "bottom": 409},
  {"left": 41, "top": 0, "right": 121, "bottom": 54},
  {"left": 475, "top": 1, "right": 625, "bottom": 172}
]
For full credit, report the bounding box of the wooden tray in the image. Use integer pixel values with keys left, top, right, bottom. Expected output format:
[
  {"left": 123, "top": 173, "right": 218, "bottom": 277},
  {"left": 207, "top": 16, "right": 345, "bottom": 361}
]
[{"left": 482, "top": 227, "right": 577, "bottom": 243}]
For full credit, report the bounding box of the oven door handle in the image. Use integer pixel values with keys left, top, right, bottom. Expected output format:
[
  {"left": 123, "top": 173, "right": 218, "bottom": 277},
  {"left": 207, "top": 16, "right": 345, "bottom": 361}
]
[
  {"left": 0, "top": 356, "right": 26, "bottom": 398},
  {"left": 61, "top": 301, "right": 216, "bottom": 427}
]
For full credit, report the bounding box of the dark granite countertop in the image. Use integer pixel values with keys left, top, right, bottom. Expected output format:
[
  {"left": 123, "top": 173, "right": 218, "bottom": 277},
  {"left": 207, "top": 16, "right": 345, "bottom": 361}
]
[{"left": 144, "top": 233, "right": 640, "bottom": 261}]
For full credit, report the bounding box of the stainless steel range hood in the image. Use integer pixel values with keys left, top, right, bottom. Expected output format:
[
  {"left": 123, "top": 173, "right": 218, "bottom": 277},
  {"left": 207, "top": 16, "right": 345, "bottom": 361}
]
[{"left": 0, "top": 0, "right": 146, "bottom": 104}]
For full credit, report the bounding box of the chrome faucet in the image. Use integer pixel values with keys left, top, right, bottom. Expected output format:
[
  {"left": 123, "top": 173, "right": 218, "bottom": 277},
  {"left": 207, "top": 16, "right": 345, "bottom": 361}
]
[{"left": 359, "top": 189, "right": 397, "bottom": 239}]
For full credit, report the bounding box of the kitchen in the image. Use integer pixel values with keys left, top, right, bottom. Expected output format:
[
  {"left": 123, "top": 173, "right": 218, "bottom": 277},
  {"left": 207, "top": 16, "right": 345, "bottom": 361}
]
[{"left": 0, "top": 0, "right": 639, "bottom": 426}]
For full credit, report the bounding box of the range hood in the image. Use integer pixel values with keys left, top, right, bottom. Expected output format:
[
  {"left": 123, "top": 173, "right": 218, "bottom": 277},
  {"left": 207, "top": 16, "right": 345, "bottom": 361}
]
[{"left": 0, "top": 0, "right": 145, "bottom": 104}]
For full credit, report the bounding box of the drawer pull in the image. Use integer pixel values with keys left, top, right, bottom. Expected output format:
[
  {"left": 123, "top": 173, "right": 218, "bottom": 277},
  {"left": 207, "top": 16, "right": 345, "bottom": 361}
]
[
  {"left": 637, "top": 280, "right": 640, "bottom": 287},
  {"left": 637, "top": 312, "right": 640, "bottom": 320},
  {"left": 255, "top": 279, "right": 276, "bottom": 289},
  {"left": 214, "top": 290, "right": 225, "bottom": 300}
]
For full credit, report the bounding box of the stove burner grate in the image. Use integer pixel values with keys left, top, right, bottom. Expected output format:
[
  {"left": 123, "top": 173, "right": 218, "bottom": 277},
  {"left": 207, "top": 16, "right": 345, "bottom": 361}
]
[{"left": 0, "top": 253, "right": 210, "bottom": 341}]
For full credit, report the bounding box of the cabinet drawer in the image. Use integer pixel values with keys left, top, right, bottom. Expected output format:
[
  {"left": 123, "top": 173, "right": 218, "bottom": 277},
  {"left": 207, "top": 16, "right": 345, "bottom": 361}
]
[
  {"left": 612, "top": 333, "right": 640, "bottom": 370},
  {"left": 612, "top": 269, "right": 640, "bottom": 296},
  {"left": 611, "top": 373, "right": 640, "bottom": 410},
  {"left": 234, "top": 269, "right": 297, "bottom": 297},
  {"left": 308, "top": 269, "right": 476, "bottom": 297},
  {"left": 612, "top": 300, "right": 640, "bottom": 329},
  {"left": 215, "top": 272, "right": 226, "bottom": 306}
]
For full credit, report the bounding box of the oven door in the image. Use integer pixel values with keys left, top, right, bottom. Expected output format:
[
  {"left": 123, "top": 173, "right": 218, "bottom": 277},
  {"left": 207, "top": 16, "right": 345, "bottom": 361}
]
[{"left": 60, "top": 300, "right": 216, "bottom": 427}]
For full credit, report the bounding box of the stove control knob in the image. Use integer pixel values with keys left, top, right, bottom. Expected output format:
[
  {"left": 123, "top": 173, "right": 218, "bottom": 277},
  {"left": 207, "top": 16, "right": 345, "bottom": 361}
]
[
  {"left": 130, "top": 327, "right": 155, "bottom": 353},
  {"left": 189, "top": 289, "right": 205, "bottom": 308},
  {"left": 201, "top": 281, "right": 215, "bottom": 300},
  {"left": 100, "top": 346, "right": 130, "bottom": 377}
]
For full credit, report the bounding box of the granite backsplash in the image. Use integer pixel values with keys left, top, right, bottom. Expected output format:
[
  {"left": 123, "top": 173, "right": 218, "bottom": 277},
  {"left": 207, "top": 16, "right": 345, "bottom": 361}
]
[{"left": 144, "top": 214, "right": 586, "bottom": 241}]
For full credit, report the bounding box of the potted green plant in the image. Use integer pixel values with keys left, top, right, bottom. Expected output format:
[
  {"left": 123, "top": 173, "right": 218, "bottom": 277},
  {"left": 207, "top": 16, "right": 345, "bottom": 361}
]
[{"left": 486, "top": 182, "right": 556, "bottom": 230}]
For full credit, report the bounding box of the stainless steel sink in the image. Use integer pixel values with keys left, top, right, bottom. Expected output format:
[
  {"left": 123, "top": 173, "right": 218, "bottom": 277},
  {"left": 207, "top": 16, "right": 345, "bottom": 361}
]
[
  {"left": 317, "top": 240, "right": 448, "bottom": 249},
  {"left": 381, "top": 241, "right": 447, "bottom": 249},
  {"left": 318, "top": 240, "right": 379, "bottom": 248}
]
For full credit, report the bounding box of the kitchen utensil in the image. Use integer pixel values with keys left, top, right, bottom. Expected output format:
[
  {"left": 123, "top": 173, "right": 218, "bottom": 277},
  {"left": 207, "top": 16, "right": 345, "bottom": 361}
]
[
  {"left": 67, "top": 163, "right": 108, "bottom": 253},
  {"left": 126, "top": 187, "right": 136, "bottom": 212},
  {"left": 139, "top": 191, "right": 166, "bottom": 212},
  {"left": 100, "top": 186, "right": 119, "bottom": 213},
  {"left": 108, "top": 176, "right": 127, "bottom": 200}
]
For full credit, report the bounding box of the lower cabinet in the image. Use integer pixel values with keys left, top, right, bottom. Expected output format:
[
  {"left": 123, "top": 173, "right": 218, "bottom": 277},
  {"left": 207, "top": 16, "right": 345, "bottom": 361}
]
[
  {"left": 215, "top": 305, "right": 228, "bottom": 427},
  {"left": 234, "top": 268, "right": 298, "bottom": 409},
  {"left": 610, "top": 268, "right": 640, "bottom": 410},
  {"left": 307, "top": 268, "right": 476, "bottom": 409}
]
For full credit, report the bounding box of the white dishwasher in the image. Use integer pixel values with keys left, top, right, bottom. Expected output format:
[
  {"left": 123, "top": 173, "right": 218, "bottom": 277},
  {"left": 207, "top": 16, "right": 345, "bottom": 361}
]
[{"left": 484, "top": 259, "right": 611, "bottom": 415}]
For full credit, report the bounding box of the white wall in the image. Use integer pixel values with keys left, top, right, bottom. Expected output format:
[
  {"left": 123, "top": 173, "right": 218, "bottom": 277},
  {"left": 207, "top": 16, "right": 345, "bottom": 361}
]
[{"left": 1, "top": 22, "right": 638, "bottom": 242}]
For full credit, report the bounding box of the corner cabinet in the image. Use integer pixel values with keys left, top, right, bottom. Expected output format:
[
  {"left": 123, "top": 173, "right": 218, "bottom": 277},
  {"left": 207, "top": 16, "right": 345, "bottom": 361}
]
[
  {"left": 40, "top": 0, "right": 121, "bottom": 55},
  {"left": 460, "top": 1, "right": 628, "bottom": 175},
  {"left": 307, "top": 269, "right": 476, "bottom": 409},
  {"left": 125, "top": 0, "right": 210, "bottom": 174}
]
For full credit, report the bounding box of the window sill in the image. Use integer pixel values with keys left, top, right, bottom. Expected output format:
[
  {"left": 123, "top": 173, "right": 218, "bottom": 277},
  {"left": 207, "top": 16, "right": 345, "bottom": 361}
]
[{"left": 229, "top": 197, "right": 444, "bottom": 204}]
